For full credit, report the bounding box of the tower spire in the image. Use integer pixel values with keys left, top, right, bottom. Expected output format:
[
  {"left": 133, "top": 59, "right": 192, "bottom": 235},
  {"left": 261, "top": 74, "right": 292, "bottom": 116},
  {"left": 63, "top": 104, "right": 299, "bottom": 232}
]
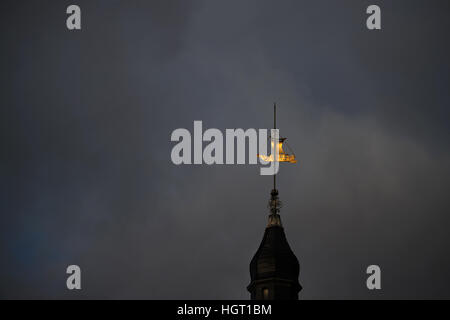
[
  {"left": 248, "top": 103, "right": 302, "bottom": 300},
  {"left": 274, "top": 102, "right": 276, "bottom": 190}
]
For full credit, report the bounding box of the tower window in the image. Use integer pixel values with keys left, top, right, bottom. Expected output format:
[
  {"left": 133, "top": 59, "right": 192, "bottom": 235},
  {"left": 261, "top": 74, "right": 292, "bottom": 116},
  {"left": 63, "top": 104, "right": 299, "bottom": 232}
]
[{"left": 263, "top": 288, "right": 269, "bottom": 300}]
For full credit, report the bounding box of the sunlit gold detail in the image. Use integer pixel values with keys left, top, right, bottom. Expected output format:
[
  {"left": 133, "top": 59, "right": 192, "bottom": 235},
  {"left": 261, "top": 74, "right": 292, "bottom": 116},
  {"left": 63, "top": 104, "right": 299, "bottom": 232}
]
[{"left": 258, "top": 139, "right": 297, "bottom": 163}]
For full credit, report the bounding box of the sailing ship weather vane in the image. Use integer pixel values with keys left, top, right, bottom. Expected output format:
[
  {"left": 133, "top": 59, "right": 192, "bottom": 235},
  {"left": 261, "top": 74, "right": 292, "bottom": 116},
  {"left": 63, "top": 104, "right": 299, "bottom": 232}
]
[{"left": 258, "top": 103, "right": 298, "bottom": 225}]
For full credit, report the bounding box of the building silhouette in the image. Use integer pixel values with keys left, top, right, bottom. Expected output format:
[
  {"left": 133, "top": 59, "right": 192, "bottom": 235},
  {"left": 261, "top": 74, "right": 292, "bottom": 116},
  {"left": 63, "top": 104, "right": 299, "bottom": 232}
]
[
  {"left": 247, "top": 188, "right": 301, "bottom": 300},
  {"left": 248, "top": 103, "right": 301, "bottom": 300}
]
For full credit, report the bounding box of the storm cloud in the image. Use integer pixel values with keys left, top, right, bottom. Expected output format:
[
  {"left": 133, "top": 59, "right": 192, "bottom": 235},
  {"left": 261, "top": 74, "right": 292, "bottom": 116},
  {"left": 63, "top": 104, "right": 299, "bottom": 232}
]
[{"left": 1, "top": 0, "right": 449, "bottom": 299}]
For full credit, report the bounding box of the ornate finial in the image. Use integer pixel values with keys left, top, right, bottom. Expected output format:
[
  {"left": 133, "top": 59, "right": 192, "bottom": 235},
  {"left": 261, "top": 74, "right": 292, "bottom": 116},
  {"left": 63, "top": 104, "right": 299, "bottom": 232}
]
[
  {"left": 267, "top": 189, "right": 282, "bottom": 227},
  {"left": 269, "top": 189, "right": 282, "bottom": 214}
]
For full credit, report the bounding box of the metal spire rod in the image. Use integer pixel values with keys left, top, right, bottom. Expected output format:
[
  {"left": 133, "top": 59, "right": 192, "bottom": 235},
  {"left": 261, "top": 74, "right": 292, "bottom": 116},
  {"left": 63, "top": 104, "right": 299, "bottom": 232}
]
[{"left": 273, "top": 102, "right": 276, "bottom": 190}]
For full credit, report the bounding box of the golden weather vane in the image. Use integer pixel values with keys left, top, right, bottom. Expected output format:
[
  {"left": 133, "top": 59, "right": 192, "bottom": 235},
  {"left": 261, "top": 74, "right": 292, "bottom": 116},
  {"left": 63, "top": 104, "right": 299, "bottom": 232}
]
[
  {"left": 258, "top": 103, "right": 297, "bottom": 164},
  {"left": 258, "top": 103, "right": 298, "bottom": 190}
]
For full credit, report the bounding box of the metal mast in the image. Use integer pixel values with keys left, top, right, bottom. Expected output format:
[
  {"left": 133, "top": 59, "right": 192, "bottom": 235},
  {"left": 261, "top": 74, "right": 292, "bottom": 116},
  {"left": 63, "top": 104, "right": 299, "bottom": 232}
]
[
  {"left": 273, "top": 103, "right": 277, "bottom": 190},
  {"left": 268, "top": 103, "right": 282, "bottom": 225}
]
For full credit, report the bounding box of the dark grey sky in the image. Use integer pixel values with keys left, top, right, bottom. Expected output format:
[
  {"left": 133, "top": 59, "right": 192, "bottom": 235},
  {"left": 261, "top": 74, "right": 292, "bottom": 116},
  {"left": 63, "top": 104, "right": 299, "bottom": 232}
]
[{"left": 1, "top": 0, "right": 449, "bottom": 299}]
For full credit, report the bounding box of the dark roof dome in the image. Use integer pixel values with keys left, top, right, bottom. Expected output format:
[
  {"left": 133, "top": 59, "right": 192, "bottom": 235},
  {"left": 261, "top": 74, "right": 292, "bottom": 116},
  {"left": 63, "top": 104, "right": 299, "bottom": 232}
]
[
  {"left": 249, "top": 219, "right": 300, "bottom": 283},
  {"left": 247, "top": 189, "right": 302, "bottom": 299}
]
